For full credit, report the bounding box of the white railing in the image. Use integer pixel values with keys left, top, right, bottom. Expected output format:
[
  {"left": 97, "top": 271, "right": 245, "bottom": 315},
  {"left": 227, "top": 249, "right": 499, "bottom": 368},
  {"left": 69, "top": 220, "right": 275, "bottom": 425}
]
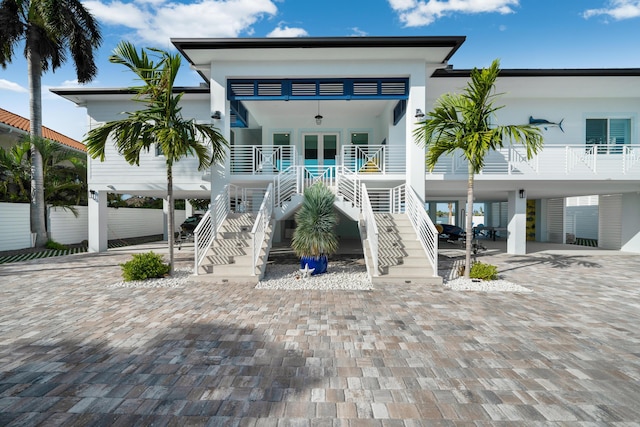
[
  {"left": 274, "top": 166, "right": 300, "bottom": 207},
  {"left": 405, "top": 186, "right": 439, "bottom": 277},
  {"left": 341, "top": 144, "right": 405, "bottom": 174},
  {"left": 391, "top": 184, "right": 405, "bottom": 214},
  {"left": 228, "top": 184, "right": 267, "bottom": 213},
  {"left": 301, "top": 165, "right": 337, "bottom": 188},
  {"left": 230, "top": 145, "right": 297, "bottom": 175},
  {"left": 624, "top": 145, "right": 640, "bottom": 174},
  {"left": 361, "top": 183, "right": 379, "bottom": 277},
  {"left": 566, "top": 145, "right": 597, "bottom": 174},
  {"left": 336, "top": 166, "right": 362, "bottom": 209},
  {"left": 251, "top": 183, "right": 273, "bottom": 276},
  {"left": 430, "top": 144, "right": 640, "bottom": 177},
  {"left": 193, "top": 186, "right": 230, "bottom": 275}
]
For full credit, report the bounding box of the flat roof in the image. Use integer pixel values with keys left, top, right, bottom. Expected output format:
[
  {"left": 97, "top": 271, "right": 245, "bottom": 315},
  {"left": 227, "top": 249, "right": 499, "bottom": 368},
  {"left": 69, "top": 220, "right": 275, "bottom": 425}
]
[{"left": 432, "top": 68, "right": 640, "bottom": 78}]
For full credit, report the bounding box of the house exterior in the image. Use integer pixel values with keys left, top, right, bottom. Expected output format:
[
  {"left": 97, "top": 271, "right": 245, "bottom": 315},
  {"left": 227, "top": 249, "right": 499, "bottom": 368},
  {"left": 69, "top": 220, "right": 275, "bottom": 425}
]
[
  {"left": 0, "top": 108, "right": 86, "bottom": 153},
  {"left": 52, "top": 36, "right": 640, "bottom": 276}
]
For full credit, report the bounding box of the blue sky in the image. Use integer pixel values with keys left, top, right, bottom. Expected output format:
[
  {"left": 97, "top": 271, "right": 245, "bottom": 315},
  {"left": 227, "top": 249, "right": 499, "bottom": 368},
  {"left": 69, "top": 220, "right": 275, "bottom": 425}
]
[{"left": 1, "top": 0, "right": 640, "bottom": 141}]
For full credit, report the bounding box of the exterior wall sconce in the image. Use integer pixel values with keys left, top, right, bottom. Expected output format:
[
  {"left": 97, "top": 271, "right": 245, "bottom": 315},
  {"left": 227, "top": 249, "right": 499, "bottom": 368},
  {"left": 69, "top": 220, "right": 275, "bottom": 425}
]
[
  {"left": 89, "top": 189, "right": 98, "bottom": 201},
  {"left": 415, "top": 109, "right": 425, "bottom": 119},
  {"left": 519, "top": 189, "right": 526, "bottom": 199},
  {"left": 211, "top": 111, "right": 221, "bottom": 120}
]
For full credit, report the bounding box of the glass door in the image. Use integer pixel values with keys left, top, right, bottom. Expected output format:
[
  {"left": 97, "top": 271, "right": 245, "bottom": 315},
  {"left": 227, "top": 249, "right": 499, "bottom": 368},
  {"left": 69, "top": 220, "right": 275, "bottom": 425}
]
[{"left": 303, "top": 133, "right": 338, "bottom": 168}]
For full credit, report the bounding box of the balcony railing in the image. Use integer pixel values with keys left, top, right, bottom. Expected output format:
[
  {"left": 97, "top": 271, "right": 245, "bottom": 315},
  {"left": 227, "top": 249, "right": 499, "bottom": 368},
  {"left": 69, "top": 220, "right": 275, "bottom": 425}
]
[
  {"left": 227, "top": 144, "right": 640, "bottom": 178},
  {"left": 230, "top": 145, "right": 297, "bottom": 175},
  {"left": 430, "top": 144, "right": 640, "bottom": 177}
]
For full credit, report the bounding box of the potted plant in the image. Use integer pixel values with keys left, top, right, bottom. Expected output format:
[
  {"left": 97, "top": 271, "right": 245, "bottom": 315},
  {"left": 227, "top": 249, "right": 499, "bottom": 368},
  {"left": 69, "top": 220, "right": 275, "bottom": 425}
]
[{"left": 291, "top": 182, "right": 339, "bottom": 275}]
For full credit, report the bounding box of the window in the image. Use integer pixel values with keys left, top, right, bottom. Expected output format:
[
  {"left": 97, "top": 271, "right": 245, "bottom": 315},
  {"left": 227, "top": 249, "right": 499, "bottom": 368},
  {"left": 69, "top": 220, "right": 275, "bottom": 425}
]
[
  {"left": 273, "top": 133, "right": 290, "bottom": 146},
  {"left": 586, "top": 118, "right": 631, "bottom": 153},
  {"left": 351, "top": 132, "right": 369, "bottom": 145}
]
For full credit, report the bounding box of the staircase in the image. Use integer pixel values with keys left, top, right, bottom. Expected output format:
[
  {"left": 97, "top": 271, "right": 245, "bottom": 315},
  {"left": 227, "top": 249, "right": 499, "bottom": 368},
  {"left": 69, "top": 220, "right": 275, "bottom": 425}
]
[
  {"left": 191, "top": 212, "right": 273, "bottom": 284},
  {"left": 365, "top": 213, "right": 442, "bottom": 285}
]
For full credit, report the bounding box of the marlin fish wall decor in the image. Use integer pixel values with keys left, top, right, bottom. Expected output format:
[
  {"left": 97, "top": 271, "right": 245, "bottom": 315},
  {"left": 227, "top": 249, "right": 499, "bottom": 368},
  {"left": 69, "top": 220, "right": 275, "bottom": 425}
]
[{"left": 529, "top": 116, "right": 564, "bottom": 132}]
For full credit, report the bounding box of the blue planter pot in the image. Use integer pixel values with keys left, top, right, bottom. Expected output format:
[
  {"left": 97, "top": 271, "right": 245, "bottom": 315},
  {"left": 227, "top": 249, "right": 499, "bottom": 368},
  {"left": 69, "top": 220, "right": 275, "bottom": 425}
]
[{"left": 300, "top": 255, "right": 328, "bottom": 275}]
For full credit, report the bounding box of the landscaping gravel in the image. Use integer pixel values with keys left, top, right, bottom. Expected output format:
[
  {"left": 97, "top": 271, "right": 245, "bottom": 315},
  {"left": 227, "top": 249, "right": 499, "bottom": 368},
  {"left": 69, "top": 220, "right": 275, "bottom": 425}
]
[
  {"left": 106, "top": 262, "right": 532, "bottom": 293},
  {"left": 256, "top": 263, "right": 372, "bottom": 290}
]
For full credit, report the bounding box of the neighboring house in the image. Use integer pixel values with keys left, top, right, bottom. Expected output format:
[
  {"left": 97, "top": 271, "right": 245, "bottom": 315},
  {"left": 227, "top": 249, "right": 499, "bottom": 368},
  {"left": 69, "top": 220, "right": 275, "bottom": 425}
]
[
  {"left": 52, "top": 36, "right": 640, "bottom": 271},
  {"left": 0, "top": 108, "right": 86, "bottom": 153}
]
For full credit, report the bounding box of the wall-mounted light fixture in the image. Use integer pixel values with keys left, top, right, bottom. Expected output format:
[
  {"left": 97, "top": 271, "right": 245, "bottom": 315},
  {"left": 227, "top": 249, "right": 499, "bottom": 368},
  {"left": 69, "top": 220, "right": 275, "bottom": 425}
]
[
  {"left": 519, "top": 189, "right": 526, "bottom": 199},
  {"left": 89, "top": 189, "right": 98, "bottom": 201},
  {"left": 315, "top": 100, "right": 323, "bottom": 125},
  {"left": 211, "top": 110, "right": 222, "bottom": 120},
  {"left": 415, "top": 109, "right": 425, "bottom": 119}
]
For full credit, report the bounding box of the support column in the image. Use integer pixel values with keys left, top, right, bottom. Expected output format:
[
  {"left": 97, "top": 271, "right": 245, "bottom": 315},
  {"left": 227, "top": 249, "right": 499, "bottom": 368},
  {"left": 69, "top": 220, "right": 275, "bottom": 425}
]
[
  {"left": 507, "top": 190, "right": 527, "bottom": 254},
  {"left": 185, "top": 200, "right": 194, "bottom": 217},
  {"left": 405, "top": 65, "right": 426, "bottom": 199},
  {"left": 88, "top": 190, "right": 108, "bottom": 252},
  {"left": 163, "top": 198, "right": 169, "bottom": 241},
  {"left": 621, "top": 193, "right": 640, "bottom": 253}
]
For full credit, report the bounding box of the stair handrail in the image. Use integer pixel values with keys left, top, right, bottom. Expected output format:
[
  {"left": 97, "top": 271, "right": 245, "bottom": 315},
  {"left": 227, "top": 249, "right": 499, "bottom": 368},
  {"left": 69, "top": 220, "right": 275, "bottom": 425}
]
[
  {"left": 250, "top": 183, "right": 274, "bottom": 275},
  {"left": 336, "top": 166, "right": 362, "bottom": 209},
  {"left": 193, "top": 185, "right": 230, "bottom": 275},
  {"left": 405, "top": 185, "right": 439, "bottom": 277},
  {"left": 361, "top": 183, "right": 379, "bottom": 277},
  {"left": 274, "top": 165, "right": 301, "bottom": 207}
]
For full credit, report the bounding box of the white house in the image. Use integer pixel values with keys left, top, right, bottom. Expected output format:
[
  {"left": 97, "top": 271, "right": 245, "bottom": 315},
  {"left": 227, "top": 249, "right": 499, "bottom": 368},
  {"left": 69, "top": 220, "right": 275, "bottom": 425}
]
[{"left": 53, "top": 36, "right": 640, "bottom": 283}]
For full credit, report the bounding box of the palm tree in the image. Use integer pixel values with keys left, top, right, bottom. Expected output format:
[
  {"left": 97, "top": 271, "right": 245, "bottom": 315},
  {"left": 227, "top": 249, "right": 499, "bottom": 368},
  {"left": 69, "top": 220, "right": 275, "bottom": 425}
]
[
  {"left": 85, "top": 41, "right": 228, "bottom": 273},
  {"left": 0, "top": 0, "right": 102, "bottom": 247},
  {"left": 414, "top": 59, "right": 544, "bottom": 278}
]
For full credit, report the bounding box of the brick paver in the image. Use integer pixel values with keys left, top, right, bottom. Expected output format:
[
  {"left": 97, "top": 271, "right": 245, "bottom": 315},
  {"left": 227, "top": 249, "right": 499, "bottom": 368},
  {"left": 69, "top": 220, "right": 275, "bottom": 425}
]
[{"left": 1, "top": 243, "right": 640, "bottom": 425}]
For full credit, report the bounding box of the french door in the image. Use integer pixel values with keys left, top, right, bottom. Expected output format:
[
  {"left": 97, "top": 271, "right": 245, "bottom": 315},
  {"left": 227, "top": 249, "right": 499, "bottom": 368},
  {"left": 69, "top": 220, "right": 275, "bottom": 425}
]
[{"left": 302, "top": 133, "right": 338, "bottom": 168}]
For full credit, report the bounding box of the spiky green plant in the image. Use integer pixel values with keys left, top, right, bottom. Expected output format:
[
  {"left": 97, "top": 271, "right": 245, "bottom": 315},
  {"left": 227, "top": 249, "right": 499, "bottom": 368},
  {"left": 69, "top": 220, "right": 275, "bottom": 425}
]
[{"left": 291, "top": 182, "right": 339, "bottom": 258}]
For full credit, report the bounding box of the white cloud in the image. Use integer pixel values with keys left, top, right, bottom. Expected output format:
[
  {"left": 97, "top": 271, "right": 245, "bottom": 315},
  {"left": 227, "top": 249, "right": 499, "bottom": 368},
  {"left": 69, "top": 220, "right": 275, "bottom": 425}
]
[
  {"left": 0, "top": 79, "right": 27, "bottom": 93},
  {"left": 583, "top": 0, "right": 640, "bottom": 20},
  {"left": 350, "top": 27, "right": 368, "bottom": 37},
  {"left": 267, "top": 23, "right": 308, "bottom": 37},
  {"left": 387, "top": 0, "right": 519, "bottom": 26},
  {"left": 84, "top": 0, "right": 278, "bottom": 47}
]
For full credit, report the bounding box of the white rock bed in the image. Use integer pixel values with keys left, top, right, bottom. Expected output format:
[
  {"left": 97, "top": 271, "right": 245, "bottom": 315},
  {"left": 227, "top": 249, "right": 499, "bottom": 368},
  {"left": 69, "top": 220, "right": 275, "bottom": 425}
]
[
  {"left": 108, "top": 268, "right": 191, "bottom": 288},
  {"left": 444, "top": 277, "right": 533, "bottom": 293},
  {"left": 256, "top": 263, "right": 372, "bottom": 290},
  {"left": 106, "top": 265, "right": 532, "bottom": 293}
]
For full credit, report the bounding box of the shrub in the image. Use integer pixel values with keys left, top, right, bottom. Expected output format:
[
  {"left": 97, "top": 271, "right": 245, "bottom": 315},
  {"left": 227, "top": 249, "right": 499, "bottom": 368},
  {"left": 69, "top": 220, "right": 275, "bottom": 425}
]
[
  {"left": 469, "top": 261, "right": 498, "bottom": 281},
  {"left": 46, "top": 240, "right": 67, "bottom": 250},
  {"left": 120, "top": 251, "right": 170, "bottom": 281}
]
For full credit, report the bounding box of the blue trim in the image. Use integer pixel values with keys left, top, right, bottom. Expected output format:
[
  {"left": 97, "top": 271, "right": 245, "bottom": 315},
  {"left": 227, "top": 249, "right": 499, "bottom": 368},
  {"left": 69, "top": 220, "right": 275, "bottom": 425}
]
[
  {"left": 228, "top": 78, "right": 409, "bottom": 101},
  {"left": 393, "top": 100, "right": 407, "bottom": 125},
  {"left": 230, "top": 100, "right": 248, "bottom": 128}
]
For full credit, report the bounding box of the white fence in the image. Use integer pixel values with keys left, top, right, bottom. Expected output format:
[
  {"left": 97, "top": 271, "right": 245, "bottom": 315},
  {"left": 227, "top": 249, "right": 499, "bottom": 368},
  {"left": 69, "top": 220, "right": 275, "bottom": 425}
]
[
  {"left": 0, "top": 202, "right": 185, "bottom": 251},
  {"left": 0, "top": 203, "right": 32, "bottom": 251}
]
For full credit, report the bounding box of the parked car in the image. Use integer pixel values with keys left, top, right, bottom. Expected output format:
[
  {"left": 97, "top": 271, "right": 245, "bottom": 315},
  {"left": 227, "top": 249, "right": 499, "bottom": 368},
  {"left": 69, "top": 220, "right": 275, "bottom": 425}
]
[
  {"left": 180, "top": 214, "right": 203, "bottom": 234},
  {"left": 436, "top": 223, "right": 466, "bottom": 241}
]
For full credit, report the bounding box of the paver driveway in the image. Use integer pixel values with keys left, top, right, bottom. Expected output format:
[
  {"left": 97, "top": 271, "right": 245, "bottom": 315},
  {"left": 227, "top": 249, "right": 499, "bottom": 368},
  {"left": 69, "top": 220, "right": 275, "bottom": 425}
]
[{"left": 1, "top": 244, "right": 640, "bottom": 426}]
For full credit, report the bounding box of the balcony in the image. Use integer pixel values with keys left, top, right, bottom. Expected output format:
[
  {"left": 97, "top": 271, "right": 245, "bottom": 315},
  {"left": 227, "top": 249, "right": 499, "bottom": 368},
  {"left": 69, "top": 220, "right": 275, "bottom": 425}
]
[{"left": 227, "top": 144, "right": 640, "bottom": 179}]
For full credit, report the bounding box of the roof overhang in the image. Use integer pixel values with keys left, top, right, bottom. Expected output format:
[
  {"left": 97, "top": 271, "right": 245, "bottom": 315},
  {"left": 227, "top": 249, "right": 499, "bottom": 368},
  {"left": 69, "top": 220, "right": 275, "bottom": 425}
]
[
  {"left": 172, "top": 36, "right": 466, "bottom": 83},
  {"left": 429, "top": 67, "right": 640, "bottom": 98},
  {"left": 50, "top": 87, "right": 211, "bottom": 106}
]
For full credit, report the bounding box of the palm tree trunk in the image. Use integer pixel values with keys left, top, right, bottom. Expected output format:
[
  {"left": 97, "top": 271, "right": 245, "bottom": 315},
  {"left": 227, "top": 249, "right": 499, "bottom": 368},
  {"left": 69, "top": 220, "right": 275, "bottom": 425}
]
[
  {"left": 27, "top": 42, "right": 48, "bottom": 247},
  {"left": 167, "top": 164, "right": 175, "bottom": 274},
  {"left": 464, "top": 162, "right": 475, "bottom": 279}
]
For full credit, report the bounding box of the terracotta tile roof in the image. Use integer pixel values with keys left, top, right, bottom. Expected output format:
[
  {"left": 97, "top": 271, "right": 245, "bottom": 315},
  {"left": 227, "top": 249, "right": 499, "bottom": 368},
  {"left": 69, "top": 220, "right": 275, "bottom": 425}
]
[{"left": 0, "top": 108, "right": 86, "bottom": 152}]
